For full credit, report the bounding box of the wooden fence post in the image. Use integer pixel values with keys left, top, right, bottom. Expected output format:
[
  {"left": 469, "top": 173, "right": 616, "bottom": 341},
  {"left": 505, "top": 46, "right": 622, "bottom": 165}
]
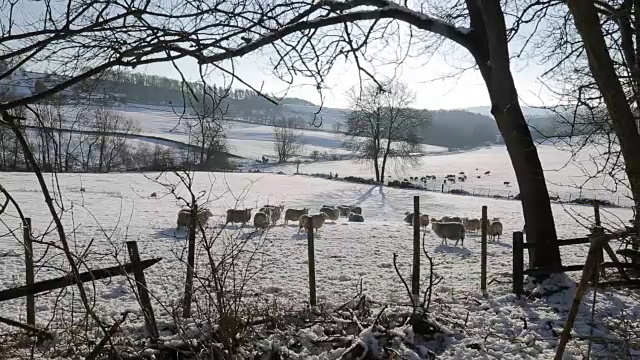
[
  {"left": 307, "top": 217, "right": 317, "bottom": 306},
  {"left": 513, "top": 231, "right": 524, "bottom": 296},
  {"left": 593, "top": 201, "right": 605, "bottom": 281},
  {"left": 480, "top": 206, "right": 487, "bottom": 293},
  {"left": 554, "top": 231, "right": 607, "bottom": 360},
  {"left": 412, "top": 196, "right": 420, "bottom": 302},
  {"left": 126, "top": 241, "right": 158, "bottom": 343},
  {"left": 23, "top": 218, "right": 34, "bottom": 326},
  {"left": 441, "top": 183, "right": 444, "bottom": 193}
]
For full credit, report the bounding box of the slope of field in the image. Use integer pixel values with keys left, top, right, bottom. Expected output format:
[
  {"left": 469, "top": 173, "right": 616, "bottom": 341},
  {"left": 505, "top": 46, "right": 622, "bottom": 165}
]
[
  {"left": 272, "top": 144, "right": 633, "bottom": 207},
  {"left": 0, "top": 172, "right": 636, "bottom": 358},
  {"left": 103, "top": 104, "right": 448, "bottom": 160}
]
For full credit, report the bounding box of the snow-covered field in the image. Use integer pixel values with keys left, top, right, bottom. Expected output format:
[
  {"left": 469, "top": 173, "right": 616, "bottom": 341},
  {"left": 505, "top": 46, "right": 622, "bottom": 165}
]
[
  {"left": 273, "top": 144, "right": 634, "bottom": 207},
  {"left": 121, "top": 105, "right": 446, "bottom": 160},
  {"left": 49, "top": 104, "right": 447, "bottom": 160},
  {"left": 1, "top": 171, "right": 638, "bottom": 358}
]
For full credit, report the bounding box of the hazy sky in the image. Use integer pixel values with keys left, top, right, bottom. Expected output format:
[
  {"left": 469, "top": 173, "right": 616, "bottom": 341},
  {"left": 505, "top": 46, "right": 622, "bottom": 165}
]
[{"left": 137, "top": 42, "right": 555, "bottom": 111}]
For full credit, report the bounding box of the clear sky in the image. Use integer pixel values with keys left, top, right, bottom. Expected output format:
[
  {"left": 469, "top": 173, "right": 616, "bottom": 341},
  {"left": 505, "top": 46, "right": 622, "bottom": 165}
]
[
  {"left": 11, "top": 0, "right": 557, "bottom": 111},
  {"left": 136, "top": 42, "right": 555, "bottom": 111}
]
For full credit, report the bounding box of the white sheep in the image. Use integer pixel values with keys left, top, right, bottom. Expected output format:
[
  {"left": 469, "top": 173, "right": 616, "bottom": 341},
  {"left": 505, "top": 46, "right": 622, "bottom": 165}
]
[
  {"left": 489, "top": 220, "right": 503, "bottom": 241},
  {"left": 319, "top": 207, "right": 339, "bottom": 221},
  {"left": 253, "top": 212, "right": 271, "bottom": 229},
  {"left": 284, "top": 208, "right": 309, "bottom": 224},
  {"left": 176, "top": 208, "right": 214, "bottom": 230},
  {"left": 298, "top": 213, "right": 329, "bottom": 233},
  {"left": 431, "top": 221, "right": 466, "bottom": 247}
]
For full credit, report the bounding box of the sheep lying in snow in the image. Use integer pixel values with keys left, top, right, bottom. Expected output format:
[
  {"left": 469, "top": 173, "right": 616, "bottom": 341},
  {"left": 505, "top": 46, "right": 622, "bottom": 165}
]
[
  {"left": 463, "top": 218, "right": 481, "bottom": 234},
  {"left": 431, "top": 221, "right": 466, "bottom": 247},
  {"left": 298, "top": 213, "right": 329, "bottom": 233},
  {"left": 176, "top": 208, "right": 214, "bottom": 230},
  {"left": 253, "top": 212, "right": 271, "bottom": 228},
  {"left": 348, "top": 212, "right": 364, "bottom": 222},
  {"left": 284, "top": 208, "right": 309, "bottom": 224},
  {"left": 320, "top": 207, "right": 339, "bottom": 221},
  {"left": 488, "top": 218, "right": 503, "bottom": 241},
  {"left": 226, "top": 208, "right": 253, "bottom": 224}
]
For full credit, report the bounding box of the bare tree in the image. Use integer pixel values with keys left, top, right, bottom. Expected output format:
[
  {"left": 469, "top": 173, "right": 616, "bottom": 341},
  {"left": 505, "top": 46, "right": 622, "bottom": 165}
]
[
  {"left": 344, "top": 80, "right": 430, "bottom": 184},
  {"left": 183, "top": 82, "right": 229, "bottom": 169},
  {"left": 273, "top": 120, "right": 304, "bottom": 163},
  {"left": 87, "top": 107, "right": 139, "bottom": 172}
]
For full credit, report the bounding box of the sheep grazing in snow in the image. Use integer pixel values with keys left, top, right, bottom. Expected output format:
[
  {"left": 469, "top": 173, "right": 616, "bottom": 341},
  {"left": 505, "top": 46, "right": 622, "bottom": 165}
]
[
  {"left": 404, "top": 213, "right": 430, "bottom": 230},
  {"left": 463, "top": 218, "right": 481, "bottom": 234},
  {"left": 150, "top": 192, "right": 157, "bottom": 198},
  {"left": 320, "top": 207, "right": 340, "bottom": 221},
  {"left": 488, "top": 219, "right": 503, "bottom": 241},
  {"left": 348, "top": 212, "right": 364, "bottom": 222},
  {"left": 484, "top": 171, "right": 491, "bottom": 175},
  {"left": 253, "top": 212, "right": 271, "bottom": 228},
  {"left": 80, "top": 187, "right": 86, "bottom": 192},
  {"left": 503, "top": 181, "right": 511, "bottom": 186},
  {"left": 298, "top": 213, "right": 329, "bottom": 233},
  {"left": 337, "top": 205, "right": 352, "bottom": 217},
  {"left": 284, "top": 208, "right": 309, "bottom": 224},
  {"left": 226, "top": 208, "right": 253, "bottom": 224},
  {"left": 177, "top": 208, "right": 214, "bottom": 230},
  {"left": 431, "top": 221, "right": 466, "bottom": 247},
  {"left": 321, "top": 204, "right": 336, "bottom": 209},
  {"left": 261, "top": 204, "right": 284, "bottom": 224}
]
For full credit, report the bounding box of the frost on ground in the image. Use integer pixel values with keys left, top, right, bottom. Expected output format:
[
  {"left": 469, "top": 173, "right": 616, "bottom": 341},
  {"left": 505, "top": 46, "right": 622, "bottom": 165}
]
[{"left": 0, "top": 172, "right": 638, "bottom": 359}]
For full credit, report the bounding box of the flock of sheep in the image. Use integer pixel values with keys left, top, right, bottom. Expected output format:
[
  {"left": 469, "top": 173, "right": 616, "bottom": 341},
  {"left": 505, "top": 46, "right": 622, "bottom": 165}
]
[
  {"left": 406, "top": 170, "right": 493, "bottom": 184},
  {"left": 173, "top": 204, "right": 504, "bottom": 248},
  {"left": 403, "top": 212, "right": 503, "bottom": 247},
  {"left": 175, "top": 204, "right": 365, "bottom": 233}
]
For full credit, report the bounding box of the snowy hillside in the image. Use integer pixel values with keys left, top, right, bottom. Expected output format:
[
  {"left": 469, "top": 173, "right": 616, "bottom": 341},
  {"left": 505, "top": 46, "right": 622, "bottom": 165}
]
[
  {"left": 272, "top": 143, "right": 634, "bottom": 207},
  {"left": 81, "top": 104, "right": 448, "bottom": 160},
  {"left": 0, "top": 172, "right": 635, "bottom": 358}
]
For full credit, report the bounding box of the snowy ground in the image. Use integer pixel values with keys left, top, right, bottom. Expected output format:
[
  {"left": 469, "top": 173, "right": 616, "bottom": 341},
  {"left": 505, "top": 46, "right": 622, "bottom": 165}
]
[
  {"left": 47, "top": 104, "right": 447, "bottom": 160},
  {"left": 0, "top": 171, "right": 638, "bottom": 358},
  {"left": 272, "top": 144, "right": 634, "bottom": 207}
]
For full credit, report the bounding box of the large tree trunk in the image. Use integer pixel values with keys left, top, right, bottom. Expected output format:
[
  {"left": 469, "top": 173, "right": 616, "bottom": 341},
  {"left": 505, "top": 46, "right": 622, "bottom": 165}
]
[
  {"left": 567, "top": 0, "right": 640, "bottom": 223},
  {"left": 472, "top": 0, "right": 562, "bottom": 268}
]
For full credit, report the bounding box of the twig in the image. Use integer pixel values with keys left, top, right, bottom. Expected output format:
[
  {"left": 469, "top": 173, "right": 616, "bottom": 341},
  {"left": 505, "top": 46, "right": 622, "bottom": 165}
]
[
  {"left": 86, "top": 311, "right": 130, "bottom": 360},
  {"left": 392, "top": 253, "right": 416, "bottom": 310}
]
